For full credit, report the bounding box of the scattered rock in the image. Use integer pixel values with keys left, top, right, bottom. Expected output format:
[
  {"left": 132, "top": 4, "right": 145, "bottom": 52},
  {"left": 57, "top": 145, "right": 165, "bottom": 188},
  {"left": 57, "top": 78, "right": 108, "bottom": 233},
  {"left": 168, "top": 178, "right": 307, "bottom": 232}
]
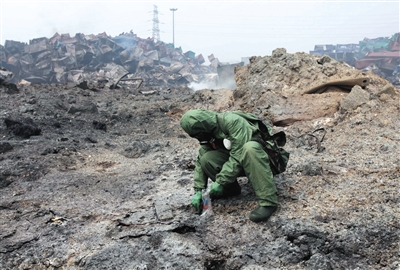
[
  {"left": 0, "top": 142, "right": 13, "bottom": 154},
  {"left": 339, "top": 85, "right": 370, "bottom": 112},
  {"left": 4, "top": 118, "right": 41, "bottom": 138}
]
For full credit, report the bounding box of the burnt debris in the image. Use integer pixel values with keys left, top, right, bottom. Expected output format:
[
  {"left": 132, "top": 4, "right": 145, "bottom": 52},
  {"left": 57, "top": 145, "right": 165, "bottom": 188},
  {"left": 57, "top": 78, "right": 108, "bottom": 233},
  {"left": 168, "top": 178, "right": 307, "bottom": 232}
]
[{"left": 0, "top": 31, "right": 217, "bottom": 88}]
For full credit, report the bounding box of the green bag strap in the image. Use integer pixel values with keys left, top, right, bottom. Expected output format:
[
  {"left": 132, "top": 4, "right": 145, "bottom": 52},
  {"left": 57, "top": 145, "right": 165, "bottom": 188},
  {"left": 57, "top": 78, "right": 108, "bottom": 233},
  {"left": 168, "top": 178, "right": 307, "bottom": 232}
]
[{"left": 217, "top": 113, "right": 228, "bottom": 135}]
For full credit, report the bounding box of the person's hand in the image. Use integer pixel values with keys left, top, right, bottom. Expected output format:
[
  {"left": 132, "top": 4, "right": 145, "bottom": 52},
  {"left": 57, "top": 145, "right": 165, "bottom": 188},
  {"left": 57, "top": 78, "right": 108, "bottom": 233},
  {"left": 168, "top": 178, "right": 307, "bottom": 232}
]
[
  {"left": 209, "top": 182, "right": 224, "bottom": 199},
  {"left": 191, "top": 191, "right": 202, "bottom": 214}
]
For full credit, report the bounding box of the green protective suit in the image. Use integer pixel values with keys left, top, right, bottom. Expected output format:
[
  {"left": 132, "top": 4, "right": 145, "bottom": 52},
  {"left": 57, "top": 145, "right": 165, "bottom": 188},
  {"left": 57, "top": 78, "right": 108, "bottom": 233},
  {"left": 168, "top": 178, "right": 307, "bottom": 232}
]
[{"left": 180, "top": 109, "right": 278, "bottom": 206}]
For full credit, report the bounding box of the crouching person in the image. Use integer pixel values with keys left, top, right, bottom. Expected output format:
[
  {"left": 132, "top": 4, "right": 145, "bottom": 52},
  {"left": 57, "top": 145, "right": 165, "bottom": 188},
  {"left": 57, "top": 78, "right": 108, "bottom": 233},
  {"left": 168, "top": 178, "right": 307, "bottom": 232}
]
[{"left": 180, "top": 109, "right": 289, "bottom": 222}]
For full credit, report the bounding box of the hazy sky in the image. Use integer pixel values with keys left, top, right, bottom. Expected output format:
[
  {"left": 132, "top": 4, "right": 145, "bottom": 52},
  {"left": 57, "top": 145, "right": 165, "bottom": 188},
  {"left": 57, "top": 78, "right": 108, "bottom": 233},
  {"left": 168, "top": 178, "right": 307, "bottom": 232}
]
[{"left": 1, "top": 1, "right": 399, "bottom": 63}]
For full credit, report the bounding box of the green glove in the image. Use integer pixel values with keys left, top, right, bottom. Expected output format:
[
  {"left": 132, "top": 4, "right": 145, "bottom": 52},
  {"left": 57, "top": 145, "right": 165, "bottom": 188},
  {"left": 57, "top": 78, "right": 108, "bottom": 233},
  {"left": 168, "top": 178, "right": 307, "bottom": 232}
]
[
  {"left": 191, "top": 191, "right": 202, "bottom": 214},
  {"left": 209, "top": 182, "right": 224, "bottom": 199}
]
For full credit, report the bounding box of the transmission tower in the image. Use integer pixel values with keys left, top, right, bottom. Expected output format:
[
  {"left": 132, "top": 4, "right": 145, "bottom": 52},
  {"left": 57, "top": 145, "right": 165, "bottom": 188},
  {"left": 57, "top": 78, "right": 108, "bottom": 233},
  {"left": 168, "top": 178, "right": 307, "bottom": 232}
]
[{"left": 152, "top": 5, "right": 160, "bottom": 42}]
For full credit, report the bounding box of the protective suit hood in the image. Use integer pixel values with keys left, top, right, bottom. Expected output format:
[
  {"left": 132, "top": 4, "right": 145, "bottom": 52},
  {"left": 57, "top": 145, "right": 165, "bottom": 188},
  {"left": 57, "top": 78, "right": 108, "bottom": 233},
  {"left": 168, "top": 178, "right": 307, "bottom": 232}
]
[{"left": 180, "top": 109, "right": 218, "bottom": 137}]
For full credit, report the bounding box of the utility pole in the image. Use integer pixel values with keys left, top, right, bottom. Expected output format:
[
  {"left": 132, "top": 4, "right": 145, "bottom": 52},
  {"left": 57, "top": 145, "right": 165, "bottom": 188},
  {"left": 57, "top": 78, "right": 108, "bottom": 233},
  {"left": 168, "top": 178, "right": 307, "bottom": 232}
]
[
  {"left": 170, "top": 8, "right": 178, "bottom": 47},
  {"left": 152, "top": 5, "right": 160, "bottom": 42}
]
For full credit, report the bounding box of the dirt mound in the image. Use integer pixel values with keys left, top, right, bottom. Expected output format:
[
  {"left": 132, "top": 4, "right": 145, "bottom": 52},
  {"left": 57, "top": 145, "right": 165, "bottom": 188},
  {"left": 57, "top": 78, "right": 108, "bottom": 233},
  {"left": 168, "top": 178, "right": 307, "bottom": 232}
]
[
  {"left": 233, "top": 48, "right": 394, "bottom": 125},
  {"left": 0, "top": 48, "right": 399, "bottom": 269}
]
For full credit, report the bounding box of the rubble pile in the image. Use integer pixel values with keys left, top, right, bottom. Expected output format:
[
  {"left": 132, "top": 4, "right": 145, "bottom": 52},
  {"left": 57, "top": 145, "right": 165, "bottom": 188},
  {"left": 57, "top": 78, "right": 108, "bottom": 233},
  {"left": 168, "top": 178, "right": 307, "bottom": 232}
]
[
  {"left": 234, "top": 48, "right": 393, "bottom": 125},
  {"left": 0, "top": 31, "right": 216, "bottom": 88},
  {"left": 310, "top": 32, "right": 400, "bottom": 85}
]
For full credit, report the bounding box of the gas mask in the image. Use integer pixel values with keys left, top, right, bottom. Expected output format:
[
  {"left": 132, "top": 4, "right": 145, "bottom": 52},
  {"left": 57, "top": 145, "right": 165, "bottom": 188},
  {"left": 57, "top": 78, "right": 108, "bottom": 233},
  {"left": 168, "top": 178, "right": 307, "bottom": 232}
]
[{"left": 191, "top": 132, "right": 214, "bottom": 145}]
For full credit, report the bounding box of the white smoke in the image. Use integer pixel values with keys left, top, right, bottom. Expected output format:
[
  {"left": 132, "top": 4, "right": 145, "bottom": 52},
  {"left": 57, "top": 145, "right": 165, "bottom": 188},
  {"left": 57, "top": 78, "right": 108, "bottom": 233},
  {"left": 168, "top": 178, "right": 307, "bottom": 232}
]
[
  {"left": 188, "top": 82, "right": 215, "bottom": 91},
  {"left": 188, "top": 73, "right": 237, "bottom": 91}
]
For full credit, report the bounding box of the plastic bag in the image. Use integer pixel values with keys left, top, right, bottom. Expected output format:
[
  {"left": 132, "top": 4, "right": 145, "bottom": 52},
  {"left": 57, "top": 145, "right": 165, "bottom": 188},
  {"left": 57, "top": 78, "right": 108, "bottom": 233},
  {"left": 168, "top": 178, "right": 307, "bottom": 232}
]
[{"left": 201, "top": 188, "right": 213, "bottom": 216}]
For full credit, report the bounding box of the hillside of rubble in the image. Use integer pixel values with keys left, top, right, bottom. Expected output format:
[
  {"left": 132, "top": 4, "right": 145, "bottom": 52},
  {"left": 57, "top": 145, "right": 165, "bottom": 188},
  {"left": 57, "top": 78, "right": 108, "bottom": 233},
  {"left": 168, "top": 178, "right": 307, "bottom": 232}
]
[
  {"left": 0, "top": 32, "right": 223, "bottom": 89},
  {"left": 0, "top": 47, "right": 399, "bottom": 270}
]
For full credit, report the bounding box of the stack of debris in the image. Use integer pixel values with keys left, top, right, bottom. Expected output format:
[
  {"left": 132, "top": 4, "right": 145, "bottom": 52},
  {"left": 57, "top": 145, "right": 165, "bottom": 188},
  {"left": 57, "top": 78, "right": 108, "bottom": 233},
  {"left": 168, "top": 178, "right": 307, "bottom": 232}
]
[
  {"left": 355, "top": 34, "right": 400, "bottom": 69},
  {"left": 0, "top": 31, "right": 216, "bottom": 88},
  {"left": 309, "top": 32, "right": 400, "bottom": 84},
  {"left": 310, "top": 44, "right": 359, "bottom": 66}
]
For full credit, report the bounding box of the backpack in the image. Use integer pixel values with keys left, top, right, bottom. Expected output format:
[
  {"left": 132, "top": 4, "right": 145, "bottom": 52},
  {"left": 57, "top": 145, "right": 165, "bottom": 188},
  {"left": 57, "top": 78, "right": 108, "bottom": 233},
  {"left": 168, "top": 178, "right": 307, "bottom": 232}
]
[{"left": 230, "top": 111, "right": 290, "bottom": 175}]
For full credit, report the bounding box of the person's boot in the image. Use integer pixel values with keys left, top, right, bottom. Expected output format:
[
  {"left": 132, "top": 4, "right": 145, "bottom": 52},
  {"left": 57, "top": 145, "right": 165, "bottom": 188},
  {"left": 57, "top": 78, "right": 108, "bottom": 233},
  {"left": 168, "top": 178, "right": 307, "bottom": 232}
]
[
  {"left": 249, "top": 205, "right": 277, "bottom": 222},
  {"left": 223, "top": 181, "right": 241, "bottom": 197}
]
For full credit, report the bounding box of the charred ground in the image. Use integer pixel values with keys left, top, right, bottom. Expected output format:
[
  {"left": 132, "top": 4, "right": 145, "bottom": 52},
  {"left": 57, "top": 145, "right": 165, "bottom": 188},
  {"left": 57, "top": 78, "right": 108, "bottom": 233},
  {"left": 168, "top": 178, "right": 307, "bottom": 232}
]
[{"left": 0, "top": 49, "right": 399, "bottom": 270}]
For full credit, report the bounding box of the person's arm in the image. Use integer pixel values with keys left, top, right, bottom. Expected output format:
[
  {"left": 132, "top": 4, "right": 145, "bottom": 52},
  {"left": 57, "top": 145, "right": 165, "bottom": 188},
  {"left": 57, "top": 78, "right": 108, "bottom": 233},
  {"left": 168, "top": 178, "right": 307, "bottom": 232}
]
[{"left": 193, "top": 146, "right": 210, "bottom": 191}]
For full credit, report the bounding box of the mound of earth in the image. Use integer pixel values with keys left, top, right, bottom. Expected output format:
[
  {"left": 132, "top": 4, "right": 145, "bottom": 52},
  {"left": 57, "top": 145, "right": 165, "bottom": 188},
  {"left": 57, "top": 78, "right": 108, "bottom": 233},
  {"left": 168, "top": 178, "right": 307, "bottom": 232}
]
[{"left": 0, "top": 48, "right": 399, "bottom": 270}]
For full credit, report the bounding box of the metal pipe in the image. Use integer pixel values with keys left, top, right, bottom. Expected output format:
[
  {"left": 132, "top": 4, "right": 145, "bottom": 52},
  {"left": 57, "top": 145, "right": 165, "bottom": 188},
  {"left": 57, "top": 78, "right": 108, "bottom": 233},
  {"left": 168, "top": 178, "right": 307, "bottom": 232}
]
[{"left": 170, "top": 8, "right": 178, "bottom": 47}]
